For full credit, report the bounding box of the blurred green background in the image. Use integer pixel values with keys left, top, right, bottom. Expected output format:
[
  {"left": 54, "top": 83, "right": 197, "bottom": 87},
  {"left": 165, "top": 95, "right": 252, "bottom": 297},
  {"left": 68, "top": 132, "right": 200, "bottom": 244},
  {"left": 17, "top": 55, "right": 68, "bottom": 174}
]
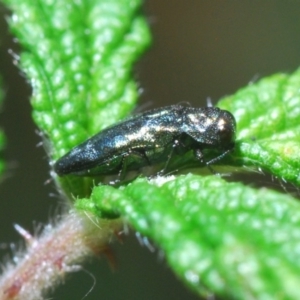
[{"left": 0, "top": 1, "right": 300, "bottom": 299}]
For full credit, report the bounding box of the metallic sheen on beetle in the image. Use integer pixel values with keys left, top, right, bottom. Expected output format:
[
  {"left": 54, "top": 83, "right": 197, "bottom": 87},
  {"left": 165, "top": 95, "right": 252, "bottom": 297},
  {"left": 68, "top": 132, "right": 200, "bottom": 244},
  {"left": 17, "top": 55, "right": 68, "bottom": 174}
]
[{"left": 54, "top": 105, "right": 236, "bottom": 177}]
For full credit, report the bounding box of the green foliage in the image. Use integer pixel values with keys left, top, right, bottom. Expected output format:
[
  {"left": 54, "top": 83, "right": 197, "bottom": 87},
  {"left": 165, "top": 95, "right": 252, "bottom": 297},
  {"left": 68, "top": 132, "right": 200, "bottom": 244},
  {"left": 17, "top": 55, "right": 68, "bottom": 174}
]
[
  {"left": 3, "top": 0, "right": 300, "bottom": 299},
  {"left": 76, "top": 68, "right": 300, "bottom": 300},
  {"left": 3, "top": 0, "right": 151, "bottom": 196},
  {"left": 219, "top": 69, "right": 300, "bottom": 185},
  {"left": 76, "top": 175, "right": 300, "bottom": 299}
]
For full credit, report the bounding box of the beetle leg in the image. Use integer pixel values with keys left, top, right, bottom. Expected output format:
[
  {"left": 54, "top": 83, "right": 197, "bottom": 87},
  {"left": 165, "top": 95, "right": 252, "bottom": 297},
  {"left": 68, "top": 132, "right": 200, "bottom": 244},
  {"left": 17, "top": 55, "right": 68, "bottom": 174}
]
[
  {"left": 118, "top": 149, "right": 151, "bottom": 180},
  {"left": 206, "top": 148, "right": 232, "bottom": 166},
  {"left": 194, "top": 149, "right": 217, "bottom": 174},
  {"left": 194, "top": 148, "right": 204, "bottom": 162},
  {"left": 157, "top": 138, "right": 182, "bottom": 176},
  {"left": 118, "top": 153, "right": 130, "bottom": 180},
  {"left": 133, "top": 149, "right": 151, "bottom": 166}
]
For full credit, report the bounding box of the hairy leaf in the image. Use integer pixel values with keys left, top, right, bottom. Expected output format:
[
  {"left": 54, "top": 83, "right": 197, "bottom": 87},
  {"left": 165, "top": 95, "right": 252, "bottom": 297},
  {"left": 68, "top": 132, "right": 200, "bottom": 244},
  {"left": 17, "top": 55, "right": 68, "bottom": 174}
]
[
  {"left": 3, "top": 0, "right": 151, "bottom": 196},
  {"left": 219, "top": 69, "right": 300, "bottom": 186},
  {"left": 77, "top": 174, "right": 300, "bottom": 299}
]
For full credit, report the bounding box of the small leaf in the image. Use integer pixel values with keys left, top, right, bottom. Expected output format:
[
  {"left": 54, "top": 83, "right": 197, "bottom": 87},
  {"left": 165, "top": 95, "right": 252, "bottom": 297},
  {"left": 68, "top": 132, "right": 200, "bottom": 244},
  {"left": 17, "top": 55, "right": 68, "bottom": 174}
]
[
  {"left": 76, "top": 174, "right": 300, "bottom": 299},
  {"left": 218, "top": 69, "right": 300, "bottom": 185},
  {"left": 3, "top": 0, "right": 151, "bottom": 196}
]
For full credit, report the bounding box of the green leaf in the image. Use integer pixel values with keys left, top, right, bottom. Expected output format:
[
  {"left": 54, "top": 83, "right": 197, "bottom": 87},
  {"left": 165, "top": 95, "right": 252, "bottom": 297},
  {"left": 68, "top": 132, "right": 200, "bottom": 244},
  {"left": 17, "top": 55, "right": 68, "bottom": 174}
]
[
  {"left": 4, "top": 0, "right": 300, "bottom": 299},
  {"left": 74, "top": 68, "right": 300, "bottom": 298},
  {"left": 76, "top": 174, "right": 300, "bottom": 299},
  {"left": 218, "top": 69, "right": 300, "bottom": 185},
  {"left": 3, "top": 0, "right": 151, "bottom": 196}
]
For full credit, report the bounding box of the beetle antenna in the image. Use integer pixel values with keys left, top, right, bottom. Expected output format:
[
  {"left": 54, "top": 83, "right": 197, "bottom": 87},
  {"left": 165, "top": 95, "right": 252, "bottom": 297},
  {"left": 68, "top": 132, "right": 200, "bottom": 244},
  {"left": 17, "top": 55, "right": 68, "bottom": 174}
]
[{"left": 206, "top": 97, "right": 214, "bottom": 107}]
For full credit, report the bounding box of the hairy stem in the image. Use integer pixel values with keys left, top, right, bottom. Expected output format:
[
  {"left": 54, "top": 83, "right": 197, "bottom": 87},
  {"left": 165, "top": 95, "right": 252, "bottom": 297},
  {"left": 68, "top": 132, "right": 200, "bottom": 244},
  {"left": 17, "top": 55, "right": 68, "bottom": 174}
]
[{"left": 0, "top": 210, "right": 122, "bottom": 300}]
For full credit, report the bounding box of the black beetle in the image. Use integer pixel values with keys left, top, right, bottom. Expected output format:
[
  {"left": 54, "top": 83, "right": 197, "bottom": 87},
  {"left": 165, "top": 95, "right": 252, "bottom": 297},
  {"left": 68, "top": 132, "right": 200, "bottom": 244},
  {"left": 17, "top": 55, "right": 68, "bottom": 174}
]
[{"left": 54, "top": 105, "right": 236, "bottom": 178}]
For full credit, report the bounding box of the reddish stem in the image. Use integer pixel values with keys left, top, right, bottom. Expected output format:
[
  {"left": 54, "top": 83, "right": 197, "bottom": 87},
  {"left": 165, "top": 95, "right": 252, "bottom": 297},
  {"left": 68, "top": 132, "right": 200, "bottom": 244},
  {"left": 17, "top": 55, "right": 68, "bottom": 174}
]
[{"left": 0, "top": 210, "right": 123, "bottom": 300}]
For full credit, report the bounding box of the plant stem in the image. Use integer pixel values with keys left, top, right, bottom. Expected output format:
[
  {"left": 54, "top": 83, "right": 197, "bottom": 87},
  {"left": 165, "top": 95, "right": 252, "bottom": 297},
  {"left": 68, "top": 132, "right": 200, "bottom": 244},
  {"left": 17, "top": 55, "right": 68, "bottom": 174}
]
[{"left": 0, "top": 209, "right": 122, "bottom": 300}]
